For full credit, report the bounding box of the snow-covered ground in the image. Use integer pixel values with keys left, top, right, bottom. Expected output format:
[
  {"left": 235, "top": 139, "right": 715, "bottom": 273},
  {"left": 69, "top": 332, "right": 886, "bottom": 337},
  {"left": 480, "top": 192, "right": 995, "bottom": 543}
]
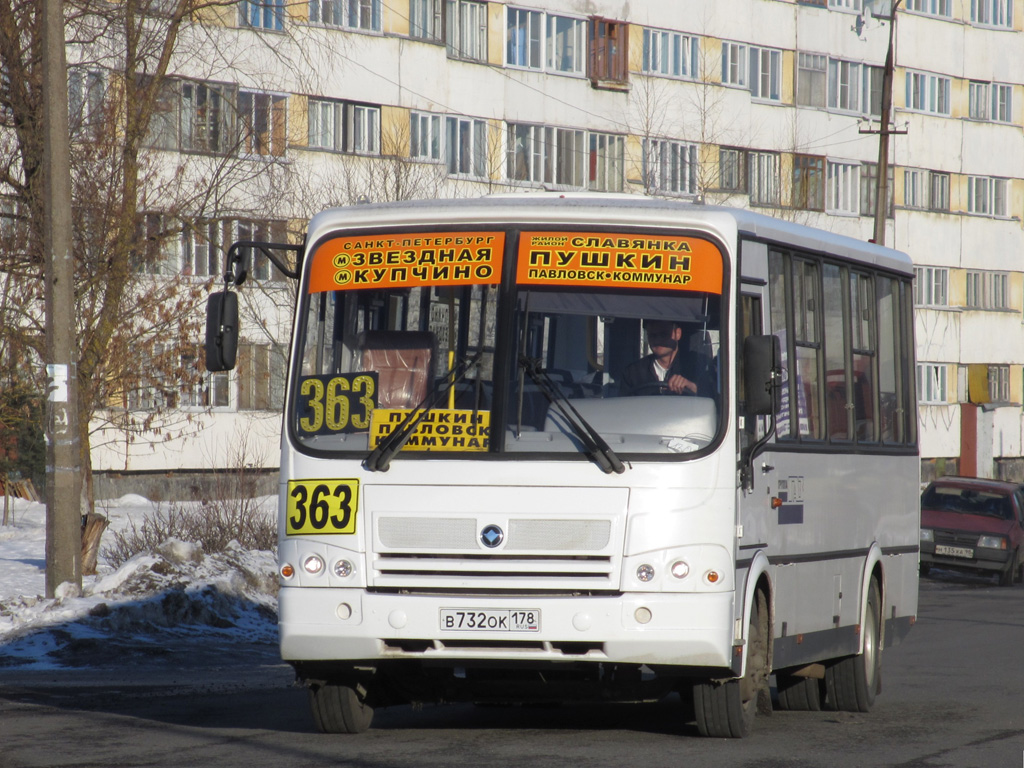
[{"left": 0, "top": 495, "right": 279, "bottom": 670}]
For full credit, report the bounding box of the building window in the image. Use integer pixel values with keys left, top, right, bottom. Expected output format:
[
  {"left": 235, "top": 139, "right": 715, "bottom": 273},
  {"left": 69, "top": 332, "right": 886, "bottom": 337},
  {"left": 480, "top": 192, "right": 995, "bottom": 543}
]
[
  {"left": 749, "top": 46, "right": 782, "bottom": 101},
  {"left": 906, "top": 0, "right": 952, "bottom": 17},
  {"left": 68, "top": 67, "right": 105, "bottom": 138},
  {"left": 410, "top": 0, "right": 442, "bottom": 41},
  {"left": 411, "top": 111, "right": 444, "bottom": 161},
  {"left": 309, "top": 99, "right": 380, "bottom": 154},
  {"left": 238, "top": 91, "right": 286, "bottom": 157},
  {"left": 905, "top": 70, "right": 951, "bottom": 115},
  {"left": 181, "top": 351, "right": 231, "bottom": 409},
  {"left": 914, "top": 266, "right": 948, "bottom": 306},
  {"left": 309, "top": 0, "right": 343, "bottom": 25},
  {"left": 904, "top": 169, "right": 925, "bottom": 209},
  {"left": 827, "top": 160, "right": 859, "bottom": 215},
  {"left": 929, "top": 171, "right": 950, "bottom": 211},
  {"left": 918, "top": 363, "right": 948, "bottom": 404},
  {"left": 719, "top": 147, "right": 746, "bottom": 192},
  {"left": 507, "top": 7, "right": 543, "bottom": 68},
  {"left": 969, "top": 81, "right": 1012, "bottom": 122},
  {"left": 828, "top": 59, "right": 861, "bottom": 112},
  {"left": 988, "top": 365, "right": 1010, "bottom": 403},
  {"left": 966, "top": 271, "right": 1009, "bottom": 310},
  {"left": 182, "top": 220, "right": 222, "bottom": 277},
  {"left": 642, "top": 28, "right": 699, "bottom": 79},
  {"left": 792, "top": 154, "right": 825, "bottom": 211},
  {"left": 967, "top": 176, "right": 1008, "bottom": 217},
  {"left": 136, "top": 212, "right": 182, "bottom": 275},
  {"left": 588, "top": 132, "right": 624, "bottom": 192},
  {"left": 971, "top": 0, "right": 1012, "bottom": 27},
  {"left": 446, "top": 115, "right": 487, "bottom": 178},
  {"left": 237, "top": 343, "right": 287, "bottom": 411},
  {"left": 721, "top": 42, "right": 747, "bottom": 88},
  {"left": 507, "top": 123, "right": 585, "bottom": 188},
  {"left": 863, "top": 65, "right": 883, "bottom": 117},
  {"left": 239, "top": 0, "right": 284, "bottom": 30},
  {"left": 797, "top": 53, "right": 827, "bottom": 108},
  {"left": 180, "top": 81, "right": 233, "bottom": 154},
  {"left": 347, "top": 0, "right": 381, "bottom": 30},
  {"left": 446, "top": 0, "right": 487, "bottom": 61},
  {"left": 547, "top": 15, "right": 586, "bottom": 74},
  {"left": 859, "top": 162, "right": 893, "bottom": 218},
  {"left": 588, "top": 17, "right": 628, "bottom": 84},
  {"left": 236, "top": 219, "right": 288, "bottom": 281},
  {"left": 829, "top": 0, "right": 863, "bottom": 9},
  {"left": 748, "top": 151, "right": 779, "bottom": 205},
  {"left": 643, "top": 139, "right": 698, "bottom": 195}
]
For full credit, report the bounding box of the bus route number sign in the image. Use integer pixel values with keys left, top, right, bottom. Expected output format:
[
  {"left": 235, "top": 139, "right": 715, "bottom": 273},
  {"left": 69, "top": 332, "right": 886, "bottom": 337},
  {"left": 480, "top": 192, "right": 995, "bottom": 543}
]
[
  {"left": 295, "top": 373, "right": 378, "bottom": 435},
  {"left": 286, "top": 479, "right": 359, "bottom": 535}
]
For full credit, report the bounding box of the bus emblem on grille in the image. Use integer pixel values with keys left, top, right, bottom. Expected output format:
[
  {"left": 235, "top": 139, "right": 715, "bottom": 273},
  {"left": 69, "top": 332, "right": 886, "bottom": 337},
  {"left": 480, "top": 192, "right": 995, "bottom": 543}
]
[{"left": 480, "top": 525, "right": 504, "bottom": 548}]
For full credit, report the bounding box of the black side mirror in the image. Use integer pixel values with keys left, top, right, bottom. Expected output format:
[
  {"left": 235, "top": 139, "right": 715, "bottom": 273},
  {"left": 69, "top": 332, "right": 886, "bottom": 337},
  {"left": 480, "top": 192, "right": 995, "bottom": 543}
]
[
  {"left": 205, "top": 291, "right": 239, "bottom": 372},
  {"left": 744, "top": 334, "right": 781, "bottom": 416}
]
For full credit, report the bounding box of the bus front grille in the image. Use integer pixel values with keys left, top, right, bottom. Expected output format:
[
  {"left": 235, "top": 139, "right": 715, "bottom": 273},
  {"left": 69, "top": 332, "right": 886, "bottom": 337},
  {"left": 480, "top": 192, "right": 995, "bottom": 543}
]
[{"left": 370, "top": 553, "right": 617, "bottom": 590}]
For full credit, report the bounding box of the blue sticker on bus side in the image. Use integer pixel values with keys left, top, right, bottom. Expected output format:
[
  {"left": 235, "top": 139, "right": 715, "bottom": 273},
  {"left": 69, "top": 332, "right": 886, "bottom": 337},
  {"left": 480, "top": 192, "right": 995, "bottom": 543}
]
[{"left": 777, "top": 476, "right": 805, "bottom": 525}]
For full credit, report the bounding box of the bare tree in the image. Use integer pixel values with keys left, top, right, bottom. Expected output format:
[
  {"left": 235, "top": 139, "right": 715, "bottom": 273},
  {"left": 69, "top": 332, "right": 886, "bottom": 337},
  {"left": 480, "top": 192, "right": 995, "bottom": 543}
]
[{"left": 0, "top": 0, "right": 302, "bottom": 509}]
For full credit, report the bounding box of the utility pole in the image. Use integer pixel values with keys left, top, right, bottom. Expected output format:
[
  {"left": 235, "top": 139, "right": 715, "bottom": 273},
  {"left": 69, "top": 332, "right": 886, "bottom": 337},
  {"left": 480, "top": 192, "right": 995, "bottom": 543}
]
[
  {"left": 861, "top": 0, "right": 907, "bottom": 247},
  {"left": 42, "top": 0, "right": 82, "bottom": 596}
]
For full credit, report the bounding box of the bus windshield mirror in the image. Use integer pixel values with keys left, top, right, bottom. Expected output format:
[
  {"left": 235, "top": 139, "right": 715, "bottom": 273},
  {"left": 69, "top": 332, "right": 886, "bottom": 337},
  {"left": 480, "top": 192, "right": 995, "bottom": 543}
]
[{"left": 518, "top": 355, "right": 626, "bottom": 475}]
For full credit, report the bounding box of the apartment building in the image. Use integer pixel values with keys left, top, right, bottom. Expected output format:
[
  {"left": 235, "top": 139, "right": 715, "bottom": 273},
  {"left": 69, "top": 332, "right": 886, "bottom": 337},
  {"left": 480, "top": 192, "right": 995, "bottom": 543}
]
[{"left": 79, "top": 0, "right": 1024, "bottom": 486}]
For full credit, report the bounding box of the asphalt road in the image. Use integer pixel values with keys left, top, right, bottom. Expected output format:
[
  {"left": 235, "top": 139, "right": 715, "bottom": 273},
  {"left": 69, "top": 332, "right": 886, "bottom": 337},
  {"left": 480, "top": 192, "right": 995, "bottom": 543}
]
[{"left": 1, "top": 572, "right": 1022, "bottom": 768}]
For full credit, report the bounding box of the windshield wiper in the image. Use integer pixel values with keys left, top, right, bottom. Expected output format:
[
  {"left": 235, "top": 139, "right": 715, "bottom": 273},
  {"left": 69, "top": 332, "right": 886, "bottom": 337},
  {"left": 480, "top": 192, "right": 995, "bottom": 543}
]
[
  {"left": 364, "top": 352, "right": 483, "bottom": 472},
  {"left": 518, "top": 355, "right": 625, "bottom": 475}
]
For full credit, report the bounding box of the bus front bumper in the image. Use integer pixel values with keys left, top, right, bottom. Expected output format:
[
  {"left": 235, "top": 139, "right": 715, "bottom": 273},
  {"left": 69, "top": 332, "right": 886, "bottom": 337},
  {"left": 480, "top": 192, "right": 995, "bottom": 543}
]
[{"left": 279, "top": 587, "right": 736, "bottom": 670}]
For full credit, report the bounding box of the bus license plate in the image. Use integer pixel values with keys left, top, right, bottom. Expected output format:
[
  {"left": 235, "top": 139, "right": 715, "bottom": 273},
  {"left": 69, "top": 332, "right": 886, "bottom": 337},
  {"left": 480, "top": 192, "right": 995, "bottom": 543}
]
[
  {"left": 440, "top": 609, "right": 540, "bottom": 632},
  {"left": 935, "top": 544, "right": 974, "bottom": 559}
]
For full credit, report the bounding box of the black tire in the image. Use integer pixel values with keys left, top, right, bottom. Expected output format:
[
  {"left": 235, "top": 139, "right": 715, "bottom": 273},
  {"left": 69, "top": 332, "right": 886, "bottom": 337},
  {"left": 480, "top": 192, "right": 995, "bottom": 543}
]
[
  {"left": 775, "top": 672, "right": 822, "bottom": 711},
  {"left": 824, "top": 579, "right": 881, "bottom": 713},
  {"left": 998, "top": 550, "right": 1019, "bottom": 587},
  {"left": 309, "top": 683, "right": 374, "bottom": 734},
  {"left": 694, "top": 590, "right": 769, "bottom": 738}
]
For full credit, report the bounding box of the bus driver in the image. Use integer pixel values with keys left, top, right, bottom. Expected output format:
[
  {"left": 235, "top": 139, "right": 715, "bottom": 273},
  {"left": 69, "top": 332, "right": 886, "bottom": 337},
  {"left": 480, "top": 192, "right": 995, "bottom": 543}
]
[{"left": 620, "top": 319, "right": 711, "bottom": 397}]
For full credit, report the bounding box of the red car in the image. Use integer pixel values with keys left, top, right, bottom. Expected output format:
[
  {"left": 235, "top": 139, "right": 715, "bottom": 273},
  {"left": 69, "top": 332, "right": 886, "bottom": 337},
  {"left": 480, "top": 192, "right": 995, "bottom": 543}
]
[{"left": 920, "top": 477, "right": 1024, "bottom": 586}]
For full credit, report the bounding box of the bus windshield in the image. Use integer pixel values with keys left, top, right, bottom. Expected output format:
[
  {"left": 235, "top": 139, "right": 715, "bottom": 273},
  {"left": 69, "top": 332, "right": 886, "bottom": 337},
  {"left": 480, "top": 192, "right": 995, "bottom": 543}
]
[{"left": 290, "top": 227, "right": 725, "bottom": 460}]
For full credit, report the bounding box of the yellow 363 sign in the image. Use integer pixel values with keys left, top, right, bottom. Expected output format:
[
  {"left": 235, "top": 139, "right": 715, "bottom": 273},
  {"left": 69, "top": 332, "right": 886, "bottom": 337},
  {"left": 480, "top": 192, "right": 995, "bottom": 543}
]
[{"left": 286, "top": 479, "right": 359, "bottom": 535}]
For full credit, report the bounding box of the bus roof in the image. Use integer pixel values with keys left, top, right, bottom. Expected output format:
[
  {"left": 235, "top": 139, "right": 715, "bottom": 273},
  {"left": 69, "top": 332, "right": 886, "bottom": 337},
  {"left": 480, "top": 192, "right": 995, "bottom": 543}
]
[{"left": 306, "top": 193, "right": 914, "bottom": 277}]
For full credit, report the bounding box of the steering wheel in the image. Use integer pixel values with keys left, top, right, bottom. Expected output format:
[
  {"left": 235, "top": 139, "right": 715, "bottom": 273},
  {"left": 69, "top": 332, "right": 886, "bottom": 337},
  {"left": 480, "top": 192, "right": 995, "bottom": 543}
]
[{"left": 629, "top": 381, "right": 687, "bottom": 395}]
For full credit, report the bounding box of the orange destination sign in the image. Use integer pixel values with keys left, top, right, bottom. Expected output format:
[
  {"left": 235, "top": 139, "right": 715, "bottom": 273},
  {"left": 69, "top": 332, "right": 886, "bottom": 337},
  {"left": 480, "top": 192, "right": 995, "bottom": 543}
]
[
  {"left": 516, "top": 231, "right": 723, "bottom": 294},
  {"left": 308, "top": 232, "right": 505, "bottom": 293}
]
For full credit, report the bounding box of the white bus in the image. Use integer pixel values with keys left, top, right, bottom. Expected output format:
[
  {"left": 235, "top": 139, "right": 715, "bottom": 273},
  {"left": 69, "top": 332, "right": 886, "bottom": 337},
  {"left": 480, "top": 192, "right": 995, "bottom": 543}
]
[{"left": 206, "top": 194, "right": 919, "bottom": 737}]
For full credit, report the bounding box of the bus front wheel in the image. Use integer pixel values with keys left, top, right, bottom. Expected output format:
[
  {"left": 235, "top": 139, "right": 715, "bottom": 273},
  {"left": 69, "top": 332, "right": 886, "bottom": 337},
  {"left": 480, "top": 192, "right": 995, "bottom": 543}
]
[
  {"left": 309, "top": 682, "right": 374, "bottom": 734},
  {"left": 693, "top": 590, "right": 770, "bottom": 738}
]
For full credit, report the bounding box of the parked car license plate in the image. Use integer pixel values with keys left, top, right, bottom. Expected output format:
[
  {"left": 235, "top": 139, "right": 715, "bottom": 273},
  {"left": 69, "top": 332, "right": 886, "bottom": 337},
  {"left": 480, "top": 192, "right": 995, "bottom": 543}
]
[
  {"left": 935, "top": 544, "right": 974, "bottom": 559},
  {"left": 440, "top": 609, "right": 540, "bottom": 632}
]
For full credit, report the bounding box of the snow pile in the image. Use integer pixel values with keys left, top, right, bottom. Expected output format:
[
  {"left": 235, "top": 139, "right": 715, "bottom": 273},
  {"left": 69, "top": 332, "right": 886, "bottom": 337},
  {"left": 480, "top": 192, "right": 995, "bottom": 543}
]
[{"left": 0, "top": 495, "right": 279, "bottom": 669}]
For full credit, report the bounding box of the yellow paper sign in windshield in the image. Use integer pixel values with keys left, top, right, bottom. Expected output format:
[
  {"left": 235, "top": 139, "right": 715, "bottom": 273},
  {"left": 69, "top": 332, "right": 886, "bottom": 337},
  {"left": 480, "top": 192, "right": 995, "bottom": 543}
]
[
  {"left": 516, "top": 231, "right": 723, "bottom": 294},
  {"left": 369, "top": 409, "right": 491, "bottom": 452},
  {"left": 309, "top": 232, "right": 505, "bottom": 293}
]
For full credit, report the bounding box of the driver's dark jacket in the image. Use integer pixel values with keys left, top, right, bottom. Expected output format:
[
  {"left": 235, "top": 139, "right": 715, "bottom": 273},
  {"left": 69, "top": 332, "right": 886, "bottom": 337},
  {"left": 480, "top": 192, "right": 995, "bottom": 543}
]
[{"left": 620, "top": 351, "right": 713, "bottom": 396}]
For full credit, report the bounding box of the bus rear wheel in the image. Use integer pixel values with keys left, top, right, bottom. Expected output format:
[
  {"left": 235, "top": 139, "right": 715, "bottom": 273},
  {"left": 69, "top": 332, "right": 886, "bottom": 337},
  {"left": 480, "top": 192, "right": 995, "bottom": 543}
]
[
  {"left": 309, "top": 683, "right": 374, "bottom": 734},
  {"left": 694, "top": 590, "right": 769, "bottom": 738},
  {"left": 775, "top": 672, "right": 822, "bottom": 711},
  {"left": 824, "top": 579, "right": 881, "bottom": 713}
]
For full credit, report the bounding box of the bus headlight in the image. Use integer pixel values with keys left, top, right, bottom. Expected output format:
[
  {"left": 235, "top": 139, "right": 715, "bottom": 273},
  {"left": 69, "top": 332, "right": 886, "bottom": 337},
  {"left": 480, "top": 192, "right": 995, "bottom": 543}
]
[
  {"left": 333, "top": 559, "right": 354, "bottom": 578},
  {"left": 977, "top": 535, "right": 1007, "bottom": 550},
  {"left": 636, "top": 564, "right": 656, "bottom": 582},
  {"left": 303, "top": 554, "right": 326, "bottom": 575},
  {"left": 670, "top": 560, "right": 690, "bottom": 579}
]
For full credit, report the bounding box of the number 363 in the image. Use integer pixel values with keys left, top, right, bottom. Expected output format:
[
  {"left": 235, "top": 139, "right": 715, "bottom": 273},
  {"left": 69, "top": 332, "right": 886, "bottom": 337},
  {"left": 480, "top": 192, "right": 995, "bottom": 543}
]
[{"left": 286, "top": 479, "right": 359, "bottom": 535}]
